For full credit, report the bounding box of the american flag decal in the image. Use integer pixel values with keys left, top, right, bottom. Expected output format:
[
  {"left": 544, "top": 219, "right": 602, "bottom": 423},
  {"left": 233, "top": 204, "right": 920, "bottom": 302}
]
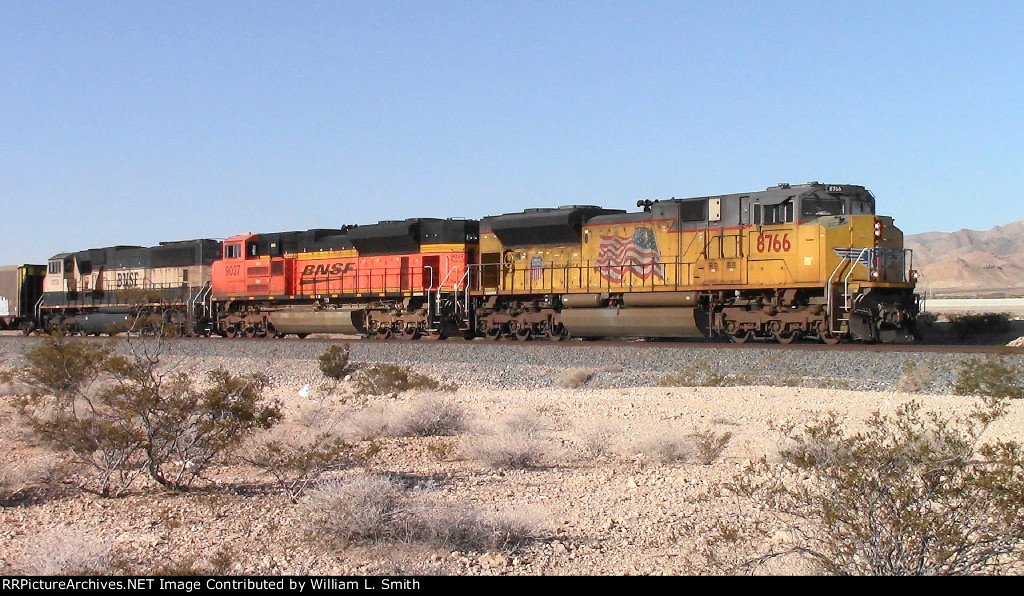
[
  {"left": 531, "top": 256, "right": 544, "bottom": 281},
  {"left": 594, "top": 227, "right": 666, "bottom": 283}
]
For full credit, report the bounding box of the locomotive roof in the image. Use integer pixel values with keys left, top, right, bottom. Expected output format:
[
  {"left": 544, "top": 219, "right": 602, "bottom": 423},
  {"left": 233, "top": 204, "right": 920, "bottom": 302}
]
[
  {"left": 347, "top": 218, "right": 479, "bottom": 255},
  {"left": 658, "top": 182, "right": 871, "bottom": 206},
  {"left": 481, "top": 205, "right": 625, "bottom": 246}
]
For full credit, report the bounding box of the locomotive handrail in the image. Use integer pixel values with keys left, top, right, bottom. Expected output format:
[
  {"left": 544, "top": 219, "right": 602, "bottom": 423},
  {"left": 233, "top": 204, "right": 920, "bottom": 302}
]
[{"left": 826, "top": 247, "right": 870, "bottom": 334}]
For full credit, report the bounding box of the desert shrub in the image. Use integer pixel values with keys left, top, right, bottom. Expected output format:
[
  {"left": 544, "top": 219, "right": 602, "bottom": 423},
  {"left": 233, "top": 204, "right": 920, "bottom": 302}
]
[
  {"left": 896, "top": 359, "right": 932, "bottom": 393},
  {"left": 10, "top": 335, "right": 281, "bottom": 496},
  {"left": 318, "top": 344, "right": 351, "bottom": 380},
  {"left": 557, "top": 368, "right": 594, "bottom": 388},
  {"left": 302, "top": 473, "right": 544, "bottom": 554},
  {"left": 501, "top": 411, "right": 545, "bottom": 436},
  {"left": 488, "top": 508, "right": 546, "bottom": 552},
  {"left": 410, "top": 501, "right": 545, "bottom": 553},
  {"left": 953, "top": 356, "right": 1024, "bottom": 399},
  {"left": 351, "top": 364, "right": 457, "bottom": 396},
  {"left": 24, "top": 527, "right": 112, "bottom": 575},
  {"left": 0, "top": 455, "right": 66, "bottom": 506},
  {"left": 397, "top": 396, "right": 467, "bottom": 437},
  {"left": 302, "top": 473, "right": 407, "bottom": 548},
  {"left": 467, "top": 431, "right": 547, "bottom": 469},
  {"left": 574, "top": 419, "right": 619, "bottom": 459},
  {"left": 724, "top": 399, "right": 1024, "bottom": 575},
  {"left": 637, "top": 427, "right": 692, "bottom": 463},
  {"left": 342, "top": 406, "right": 393, "bottom": 441},
  {"left": 243, "top": 395, "right": 360, "bottom": 501},
  {"left": 243, "top": 431, "right": 360, "bottom": 502},
  {"left": 949, "top": 313, "right": 1012, "bottom": 342},
  {"left": 689, "top": 429, "right": 733, "bottom": 465}
]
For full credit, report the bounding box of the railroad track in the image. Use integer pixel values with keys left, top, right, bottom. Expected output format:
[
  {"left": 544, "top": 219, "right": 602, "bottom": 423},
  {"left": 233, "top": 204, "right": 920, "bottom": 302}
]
[{"left": 2, "top": 331, "right": 1020, "bottom": 354}]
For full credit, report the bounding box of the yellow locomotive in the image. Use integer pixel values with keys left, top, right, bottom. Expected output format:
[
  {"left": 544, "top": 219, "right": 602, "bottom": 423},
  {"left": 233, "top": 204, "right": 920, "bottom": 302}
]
[{"left": 470, "top": 182, "right": 918, "bottom": 343}]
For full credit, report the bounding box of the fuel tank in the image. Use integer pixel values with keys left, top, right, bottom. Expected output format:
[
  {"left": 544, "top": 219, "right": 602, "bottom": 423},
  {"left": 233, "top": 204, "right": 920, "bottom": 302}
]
[
  {"left": 267, "top": 307, "right": 365, "bottom": 335},
  {"left": 559, "top": 306, "right": 707, "bottom": 338}
]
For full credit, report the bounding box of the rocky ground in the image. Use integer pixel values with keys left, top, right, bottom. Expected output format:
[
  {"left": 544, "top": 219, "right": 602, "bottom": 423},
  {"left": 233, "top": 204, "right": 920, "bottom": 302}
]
[{"left": 1, "top": 335, "right": 1023, "bottom": 576}]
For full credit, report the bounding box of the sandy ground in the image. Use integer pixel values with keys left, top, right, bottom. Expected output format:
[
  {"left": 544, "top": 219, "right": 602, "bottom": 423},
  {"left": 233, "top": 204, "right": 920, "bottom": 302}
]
[{"left": 1, "top": 346, "right": 1022, "bottom": 576}]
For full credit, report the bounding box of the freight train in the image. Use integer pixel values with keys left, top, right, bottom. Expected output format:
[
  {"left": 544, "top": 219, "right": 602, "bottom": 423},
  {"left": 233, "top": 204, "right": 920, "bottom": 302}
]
[{"left": 5, "top": 182, "right": 920, "bottom": 344}]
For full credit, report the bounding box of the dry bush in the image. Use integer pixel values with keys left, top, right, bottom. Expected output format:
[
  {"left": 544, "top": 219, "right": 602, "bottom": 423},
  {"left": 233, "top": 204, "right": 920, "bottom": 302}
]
[
  {"left": 637, "top": 426, "right": 692, "bottom": 464},
  {"left": 896, "top": 359, "right": 932, "bottom": 393},
  {"left": 302, "top": 473, "right": 407, "bottom": 548},
  {"left": 299, "top": 475, "right": 548, "bottom": 557},
  {"left": 301, "top": 474, "right": 545, "bottom": 554},
  {"left": 396, "top": 396, "right": 467, "bottom": 437},
  {"left": 243, "top": 428, "right": 360, "bottom": 502},
  {"left": 318, "top": 344, "right": 351, "bottom": 380},
  {"left": 242, "top": 394, "right": 360, "bottom": 501},
  {"left": 351, "top": 364, "right": 457, "bottom": 396},
  {"left": 9, "top": 335, "right": 281, "bottom": 496},
  {"left": 341, "top": 406, "right": 393, "bottom": 441},
  {"left": 689, "top": 429, "right": 733, "bottom": 465},
  {"left": 466, "top": 412, "right": 550, "bottom": 469},
  {"left": 0, "top": 455, "right": 66, "bottom": 505},
  {"left": 410, "top": 500, "right": 545, "bottom": 553},
  {"left": 954, "top": 356, "right": 1024, "bottom": 400},
  {"left": 500, "top": 411, "right": 545, "bottom": 437},
  {"left": 557, "top": 368, "right": 594, "bottom": 388},
  {"left": 720, "top": 399, "right": 1024, "bottom": 575},
  {"left": 466, "top": 431, "right": 547, "bottom": 469},
  {"left": 23, "top": 527, "right": 112, "bottom": 575},
  {"left": 573, "top": 418, "right": 620, "bottom": 459}
]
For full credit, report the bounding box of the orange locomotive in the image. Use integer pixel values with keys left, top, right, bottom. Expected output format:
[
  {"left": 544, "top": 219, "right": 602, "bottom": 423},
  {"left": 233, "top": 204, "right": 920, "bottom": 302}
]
[{"left": 210, "top": 220, "right": 478, "bottom": 339}]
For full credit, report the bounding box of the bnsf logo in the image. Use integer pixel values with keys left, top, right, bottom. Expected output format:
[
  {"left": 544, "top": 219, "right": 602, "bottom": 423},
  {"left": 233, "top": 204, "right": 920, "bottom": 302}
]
[
  {"left": 302, "top": 263, "right": 354, "bottom": 276},
  {"left": 116, "top": 272, "right": 139, "bottom": 288}
]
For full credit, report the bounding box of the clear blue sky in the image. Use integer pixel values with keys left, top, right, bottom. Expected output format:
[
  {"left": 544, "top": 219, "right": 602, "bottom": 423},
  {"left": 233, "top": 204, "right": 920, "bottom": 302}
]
[{"left": 2, "top": 1, "right": 1022, "bottom": 264}]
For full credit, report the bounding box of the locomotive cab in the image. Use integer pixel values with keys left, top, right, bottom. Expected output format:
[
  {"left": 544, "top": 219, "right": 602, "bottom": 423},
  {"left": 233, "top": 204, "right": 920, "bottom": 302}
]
[{"left": 212, "top": 234, "right": 287, "bottom": 298}]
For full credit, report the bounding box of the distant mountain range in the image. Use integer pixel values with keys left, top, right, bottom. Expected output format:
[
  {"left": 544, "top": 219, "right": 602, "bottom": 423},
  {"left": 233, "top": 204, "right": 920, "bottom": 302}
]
[{"left": 905, "top": 220, "right": 1024, "bottom": 298}]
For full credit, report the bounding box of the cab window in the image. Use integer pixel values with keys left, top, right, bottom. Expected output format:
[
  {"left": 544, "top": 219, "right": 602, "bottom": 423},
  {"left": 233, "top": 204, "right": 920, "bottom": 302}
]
[
  {"left": 801, "top": 197, "right": 845, "bottom": 218},
  {"left": 851, "top": 199, "right": 874, "bottom": 214},
  {"left": 225, "top": 244, "right": 242, "bottom": 259},
  {"left": 756, "top": 200, "right": 794, "bottom": 225},
  {"left": 48, "top": 261, "right": 61, "bottom": 274}
]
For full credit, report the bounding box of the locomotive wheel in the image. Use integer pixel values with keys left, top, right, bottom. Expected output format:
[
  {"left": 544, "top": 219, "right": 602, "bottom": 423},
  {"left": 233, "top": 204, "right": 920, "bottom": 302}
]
[
  {"left": 485, "top": 326, "right": 503, "bottom": 341},
  {"left": 544, "top": 323, "right": 568, "bottom": 341},
  {"left": 376, "top": 328, "right": 392, "bottom": 340},
  {"left": 423, "top": 330, "right": 447, "bottom": 341},
  {"left": 513, "top": 327, "right": 532, "bottom": 341},
  {"left": 731, "top": 331, "right": 753, "bottom": 344},
  {"left": 243, "top": 327, "right": 257, "bottom": 338},
  {"left": 774, "top": 332, "right": 797, "bottom": 344},
  {"left": 401, "top": 327, "right": 420, "bottom": 340},
  {"left": 820, "top": 333, "right": 841, "bottom": 346},
  {"left": 224, "top": 326, "right": 238, "bottom": 338}
]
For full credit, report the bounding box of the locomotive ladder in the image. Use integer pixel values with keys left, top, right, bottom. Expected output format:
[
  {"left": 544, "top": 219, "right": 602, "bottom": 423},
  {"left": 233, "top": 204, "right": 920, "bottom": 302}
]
[
  {"left": 189, "top": 282, "right": 212, "bottom": 331},
  {"left": 427, "top": 267, "right": 472, "bottom": 332},
  {"left": 825, "top": 248, "right": 870, "bottom": 335}
]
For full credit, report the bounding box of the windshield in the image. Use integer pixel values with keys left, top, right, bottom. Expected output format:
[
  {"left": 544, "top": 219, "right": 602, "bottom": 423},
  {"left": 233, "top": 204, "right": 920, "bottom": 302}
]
[
  {"left": 851, "top": 199, "right": 874, "bottom": 214},
  {"left": 800, "top": 197, "right": 845, "bottom": 218}
]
